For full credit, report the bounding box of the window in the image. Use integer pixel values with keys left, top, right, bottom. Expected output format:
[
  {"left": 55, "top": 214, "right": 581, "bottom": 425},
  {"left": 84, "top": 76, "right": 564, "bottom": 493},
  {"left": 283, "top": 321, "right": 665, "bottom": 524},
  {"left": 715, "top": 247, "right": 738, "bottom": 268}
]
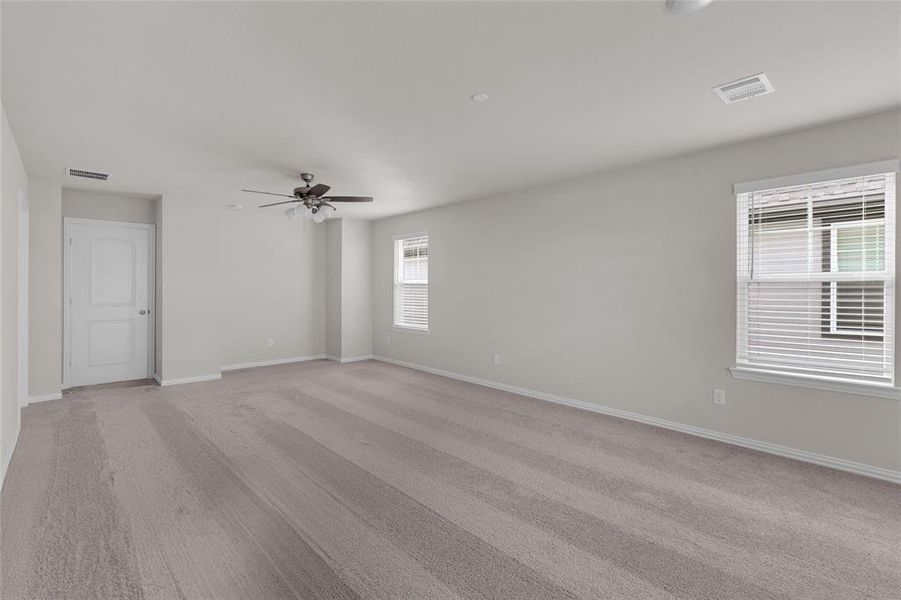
[
  {"left": 735, "top": 168, "right": 896, "bottom": 388},
  {"left": 393, "top": 234, "right": 428, "bottom": 331}
]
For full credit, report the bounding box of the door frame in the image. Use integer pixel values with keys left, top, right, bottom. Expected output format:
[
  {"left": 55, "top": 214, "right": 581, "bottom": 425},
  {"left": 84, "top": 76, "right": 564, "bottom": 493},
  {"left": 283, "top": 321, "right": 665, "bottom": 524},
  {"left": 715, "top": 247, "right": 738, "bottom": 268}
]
[
  {"left": 63, "top": 217, "right": 156, "bottom": 389},
  {"left": 18, "top": 190, "right": 29, "bottom": 410}
]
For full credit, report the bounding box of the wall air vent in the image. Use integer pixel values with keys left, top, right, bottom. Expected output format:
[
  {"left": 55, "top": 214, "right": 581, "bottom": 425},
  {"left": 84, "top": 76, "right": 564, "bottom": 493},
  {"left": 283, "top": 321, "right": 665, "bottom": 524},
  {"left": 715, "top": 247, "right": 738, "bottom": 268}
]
[
  {"left": 67, "top": 168, "right": 109, "bottom": 181},
  {"left": 713, "top": 73, "right": 774, "bottom": 104}
]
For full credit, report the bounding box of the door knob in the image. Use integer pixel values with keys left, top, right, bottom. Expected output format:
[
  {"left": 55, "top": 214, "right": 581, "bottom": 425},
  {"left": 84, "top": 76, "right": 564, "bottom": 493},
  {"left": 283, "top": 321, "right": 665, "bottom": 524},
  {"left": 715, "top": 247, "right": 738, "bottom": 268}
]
[{"left": 139, "top": 309, "right": 148, "bottom": 315}]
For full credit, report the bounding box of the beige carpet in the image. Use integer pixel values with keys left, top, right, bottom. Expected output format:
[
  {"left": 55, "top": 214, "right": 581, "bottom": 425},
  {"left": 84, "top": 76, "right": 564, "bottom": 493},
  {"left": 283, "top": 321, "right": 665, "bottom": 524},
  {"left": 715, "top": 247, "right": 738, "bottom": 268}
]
[{"left": 2, "top": 360, "right": 899, "bottom": 599}]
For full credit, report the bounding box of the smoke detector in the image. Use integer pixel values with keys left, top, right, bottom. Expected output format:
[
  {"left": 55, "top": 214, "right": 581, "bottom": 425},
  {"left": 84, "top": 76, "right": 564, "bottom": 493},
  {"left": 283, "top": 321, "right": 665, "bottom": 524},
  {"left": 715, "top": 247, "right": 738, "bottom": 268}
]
[
  {"left": 66, "top": 167, "right": 109, "bottom": 181},
  {"left": 713, "top": 73, "right": 774, "bottom": 104}
]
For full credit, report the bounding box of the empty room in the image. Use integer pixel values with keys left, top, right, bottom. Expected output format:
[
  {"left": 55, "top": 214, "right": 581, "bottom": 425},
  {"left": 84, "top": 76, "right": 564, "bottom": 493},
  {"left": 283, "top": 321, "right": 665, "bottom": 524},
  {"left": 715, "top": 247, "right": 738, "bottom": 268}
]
[{"left": 1, "top": 1, "right": 900, "bottom": 598}]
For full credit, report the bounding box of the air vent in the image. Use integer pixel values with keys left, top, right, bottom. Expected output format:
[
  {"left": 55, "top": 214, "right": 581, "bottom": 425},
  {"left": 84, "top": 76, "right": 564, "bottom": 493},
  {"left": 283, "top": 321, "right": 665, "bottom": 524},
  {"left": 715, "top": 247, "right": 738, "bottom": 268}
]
[
  {"left": 67, "top": 168, "right": 109, "bottom": 181},
  {"left": 713, "top": 73, "right": 774, "bottom": 104}
]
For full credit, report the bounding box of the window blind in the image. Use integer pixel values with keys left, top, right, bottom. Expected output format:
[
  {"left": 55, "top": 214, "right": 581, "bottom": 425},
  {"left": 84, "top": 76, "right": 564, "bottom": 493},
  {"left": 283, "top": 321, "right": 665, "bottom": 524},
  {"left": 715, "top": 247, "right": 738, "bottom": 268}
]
[
  {"left": 394, "top": 234, "right": 428, "bottom": 330},
  {"left": 736, "top": 172, "right": 896, "bottom": 385}
]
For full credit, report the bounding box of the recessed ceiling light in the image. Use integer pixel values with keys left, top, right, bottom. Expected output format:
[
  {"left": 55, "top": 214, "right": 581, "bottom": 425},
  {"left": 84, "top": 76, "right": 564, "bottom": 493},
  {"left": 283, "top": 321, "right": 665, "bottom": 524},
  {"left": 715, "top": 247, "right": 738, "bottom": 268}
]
[
  {"left": 470, "top": 93, "right": 489, "bottom": 103},
  {"left": 666, "top": 0, "right": 713, "bottom": 15}
]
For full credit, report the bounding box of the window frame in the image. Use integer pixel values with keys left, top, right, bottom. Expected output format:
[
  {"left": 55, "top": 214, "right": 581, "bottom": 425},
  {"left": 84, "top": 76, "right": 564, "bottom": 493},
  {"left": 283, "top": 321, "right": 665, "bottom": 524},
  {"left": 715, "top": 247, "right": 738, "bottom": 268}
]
[
  {"left": 731, "top": 161, "right": 900, "bottom": 399},
  {"left": 392, "top": 232, "right": 429, "bottom": 333},
  {"left": 823, "top": 220, "right": 886, "bottom": 340}
]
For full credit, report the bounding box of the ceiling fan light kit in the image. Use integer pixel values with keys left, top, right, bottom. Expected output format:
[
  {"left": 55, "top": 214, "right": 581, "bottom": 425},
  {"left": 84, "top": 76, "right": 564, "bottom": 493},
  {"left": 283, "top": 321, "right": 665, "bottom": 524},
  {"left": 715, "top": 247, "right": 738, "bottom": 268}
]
[
  {"left": 285, "top": 203, "right": 336, "bottom": 223},
  {"left": 242, "top": 172, "right": 373, "bottom": 223},
  {"left": 665, "top": 0, "right": 714, "bottom": 15}
]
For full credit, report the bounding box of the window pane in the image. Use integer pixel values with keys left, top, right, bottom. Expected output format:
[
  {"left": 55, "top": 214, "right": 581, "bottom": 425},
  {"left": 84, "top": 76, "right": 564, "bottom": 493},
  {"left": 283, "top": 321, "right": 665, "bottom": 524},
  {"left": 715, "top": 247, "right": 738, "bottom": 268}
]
[
  {"left": 394, "top": 235, "right": 429, "bottom": 330},
  {"left": 736, "top": 172, "right": 894, "bottom": 384},
  {"left": 833, "top": 281, "right": 884, "bottom": 334},
  {"left": 835, "top": 224, "right": 884, "bottom": 272}
]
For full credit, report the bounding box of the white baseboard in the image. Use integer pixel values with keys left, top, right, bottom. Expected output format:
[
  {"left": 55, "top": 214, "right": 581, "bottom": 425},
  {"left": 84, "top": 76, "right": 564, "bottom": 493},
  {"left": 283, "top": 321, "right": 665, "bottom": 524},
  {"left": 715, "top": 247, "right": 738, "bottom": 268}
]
[
  {"left": 326, "top": 354, "right": 373, "bottom": 364},
  {"left": 221, "top": 354, "right": 327, "bottom": 372},
  {"left": 27, "top": 392, "right": 63, "bottom": 405},
  {"left": 156, "top": 373, "right": 222, "bottom": 386},
  {"left": 372, "top": 355, "right": 901, "bottom": 485},
  {"left": 1, "top": 422, "right": 21, "bottom": 493}
]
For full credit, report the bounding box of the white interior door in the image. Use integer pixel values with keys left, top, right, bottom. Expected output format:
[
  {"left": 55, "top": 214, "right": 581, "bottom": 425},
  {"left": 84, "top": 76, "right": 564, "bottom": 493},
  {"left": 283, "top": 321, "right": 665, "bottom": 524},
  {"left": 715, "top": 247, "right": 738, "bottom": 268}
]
[{"left": 66, "top": 219, "right": 154, "bottom": 387}]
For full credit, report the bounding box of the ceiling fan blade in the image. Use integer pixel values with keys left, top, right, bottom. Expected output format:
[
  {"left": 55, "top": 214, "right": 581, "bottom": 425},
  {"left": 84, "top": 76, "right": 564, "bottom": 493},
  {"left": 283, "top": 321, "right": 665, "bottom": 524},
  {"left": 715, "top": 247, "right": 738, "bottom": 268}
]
[
  {"left": 321, "top": 196, "right": 374, "bottom": 202},
  {"left": 242, "top": 189, "right": 297, "bottom": 199},
  {"left": 258, "top": 200, "right": 298, "bottom": 208},
  {"left": 307, "top": 183, "right": 331, "bottom": 198}
]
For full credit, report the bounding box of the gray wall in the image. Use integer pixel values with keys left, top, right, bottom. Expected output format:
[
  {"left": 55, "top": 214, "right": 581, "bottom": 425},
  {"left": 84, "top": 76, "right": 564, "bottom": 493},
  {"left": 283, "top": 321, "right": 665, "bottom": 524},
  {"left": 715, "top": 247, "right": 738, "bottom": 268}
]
[
  {"left": 27, "top": 180, "right": 61, "bottom": 398},
  {"left": 62, "top": 189, "right": 157, "bottom": 224},
  {"left": 157, "top": 194, "right": 221, "bottom": 381},
  {"left": 326, "top": 219, "right": 342, "bottom": 359},
  {"left": 1, "top": 105, "right": 28, "bottom": 482},
  {"left": 325, "top": 219, "right": 373, "bottom": 360},
  {"left": 218, "top": 208, "right": 326, "bottom": 367},
  {"left": 340, "top": 219, "right": 372, "bottom": 359},
  {"left": 26, "top": 187, "right": 330, "bottom": 389},
  {"left": 371, "top": 108, "right": 901, "bottom": 472}
]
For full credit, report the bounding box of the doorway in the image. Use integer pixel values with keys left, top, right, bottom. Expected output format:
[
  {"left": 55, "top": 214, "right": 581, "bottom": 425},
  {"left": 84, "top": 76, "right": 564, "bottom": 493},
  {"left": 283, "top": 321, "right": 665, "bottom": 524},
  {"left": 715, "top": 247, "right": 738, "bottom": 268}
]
[{"left": 64, "top": 218, "right": 155, "bottom": 388}]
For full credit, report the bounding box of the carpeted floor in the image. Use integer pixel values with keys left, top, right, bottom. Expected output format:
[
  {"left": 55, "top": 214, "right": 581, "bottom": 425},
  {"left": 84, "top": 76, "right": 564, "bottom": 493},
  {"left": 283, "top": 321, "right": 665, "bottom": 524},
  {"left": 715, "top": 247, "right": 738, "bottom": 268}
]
[{"left": 1, "top": 360, "right": 899, "bottom": 599}]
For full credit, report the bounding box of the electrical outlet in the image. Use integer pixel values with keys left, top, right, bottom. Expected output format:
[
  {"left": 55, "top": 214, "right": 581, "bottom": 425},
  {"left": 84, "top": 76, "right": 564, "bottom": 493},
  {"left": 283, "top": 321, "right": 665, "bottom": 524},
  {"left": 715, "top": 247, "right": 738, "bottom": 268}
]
[
  {"left": 492, "top": 353, "right": 501, "bottom": 366},
  {"left": 713, "top": 389, "right": 726, "bottom": 406},
  {"left": 267, "top": 338, "right": 275, "bottom": 348}
]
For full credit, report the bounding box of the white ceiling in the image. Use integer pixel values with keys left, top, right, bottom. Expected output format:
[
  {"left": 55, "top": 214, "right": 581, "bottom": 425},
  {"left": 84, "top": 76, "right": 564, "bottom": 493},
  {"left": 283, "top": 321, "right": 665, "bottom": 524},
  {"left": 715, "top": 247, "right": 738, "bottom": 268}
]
[{"left": 2, "top": 1, "right": 899, "bottom": 219}]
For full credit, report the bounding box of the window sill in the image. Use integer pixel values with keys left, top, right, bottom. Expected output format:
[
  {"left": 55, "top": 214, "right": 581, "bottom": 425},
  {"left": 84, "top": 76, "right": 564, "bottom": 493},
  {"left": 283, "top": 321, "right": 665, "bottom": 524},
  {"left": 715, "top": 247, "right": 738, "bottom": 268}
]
[
  {"left": 391, "top": 325, "right": 429, "bottom": 335},
  {"left": 729, "top": 366, "right": 901, "bottom": 400}
]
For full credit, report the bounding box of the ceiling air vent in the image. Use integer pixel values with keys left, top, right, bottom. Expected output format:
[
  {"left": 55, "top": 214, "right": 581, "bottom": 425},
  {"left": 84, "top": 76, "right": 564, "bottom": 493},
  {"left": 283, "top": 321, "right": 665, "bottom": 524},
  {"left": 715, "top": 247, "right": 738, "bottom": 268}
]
[
  {"left": 67, "top": 167, "right": 109, "bottom": 181},
  {"left": 713, "top": 73, "right": 774, "bottom": 104}
]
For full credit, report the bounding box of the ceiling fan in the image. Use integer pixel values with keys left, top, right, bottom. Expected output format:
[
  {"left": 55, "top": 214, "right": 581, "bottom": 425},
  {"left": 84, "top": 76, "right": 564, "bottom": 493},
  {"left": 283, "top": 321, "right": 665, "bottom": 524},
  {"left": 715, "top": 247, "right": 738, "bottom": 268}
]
[{"left": 242, "top": 173, "right": 373, "bottom": 223}]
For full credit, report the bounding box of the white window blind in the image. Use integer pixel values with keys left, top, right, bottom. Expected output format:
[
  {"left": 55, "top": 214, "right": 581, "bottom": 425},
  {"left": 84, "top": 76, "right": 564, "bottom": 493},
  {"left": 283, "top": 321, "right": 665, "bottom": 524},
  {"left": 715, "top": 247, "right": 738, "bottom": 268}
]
[
  {"left": 394, "top": 234, "right": 428, "bottom": 330},
  {"left": 736, "top": 172, "right": 896, "bottom": 385}
]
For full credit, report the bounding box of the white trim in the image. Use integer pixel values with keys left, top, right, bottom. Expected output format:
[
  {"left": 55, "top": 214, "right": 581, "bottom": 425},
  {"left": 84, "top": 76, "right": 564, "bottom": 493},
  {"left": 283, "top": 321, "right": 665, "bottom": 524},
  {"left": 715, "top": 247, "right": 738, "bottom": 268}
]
[
  {"left": 733, "top": 159, "right": 899, "bottom": 195},
  {"left": 63, "top": 217, "right": 156, "bottom": 388},
  {"left": 826, "top": 220, "right": 886, "bottom": 336},
  {"left": 27, "top": 392, "right": 63, "bottom": 405},
  {"left": 390, "top": 325, "right": 429, "bottom": 335},
  {"left": 156, "top": 373, "right": 221, "bottom": 386},
  {"left": 325, "top": 354, "right": 373, "bottom": 364},
  {"left": 221, "top": 354, "right": 328, "bottom": 371},
  {"left": 372, "top": 355, "right": 901, "bottom": 485},
  {"left": 18, "top": 190, "right": 29, "bottom": 411},
  {"left": 1, "top": 423, "right": 21, "bottom": 492},
  {"left": 147, "top": 231, "right": 156, "bottom": 382},
  {"left": 61, "top": 217, "right": 155, "bottom": 229},
  {"left": 153, "top": 373, "right": 162, "bottom": 385},
  {"left": 729, "top": 366, "right": 901, "bottom": 400},
  {"left": 392, "top": 230, "right": 429, "bottom": 242}
]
